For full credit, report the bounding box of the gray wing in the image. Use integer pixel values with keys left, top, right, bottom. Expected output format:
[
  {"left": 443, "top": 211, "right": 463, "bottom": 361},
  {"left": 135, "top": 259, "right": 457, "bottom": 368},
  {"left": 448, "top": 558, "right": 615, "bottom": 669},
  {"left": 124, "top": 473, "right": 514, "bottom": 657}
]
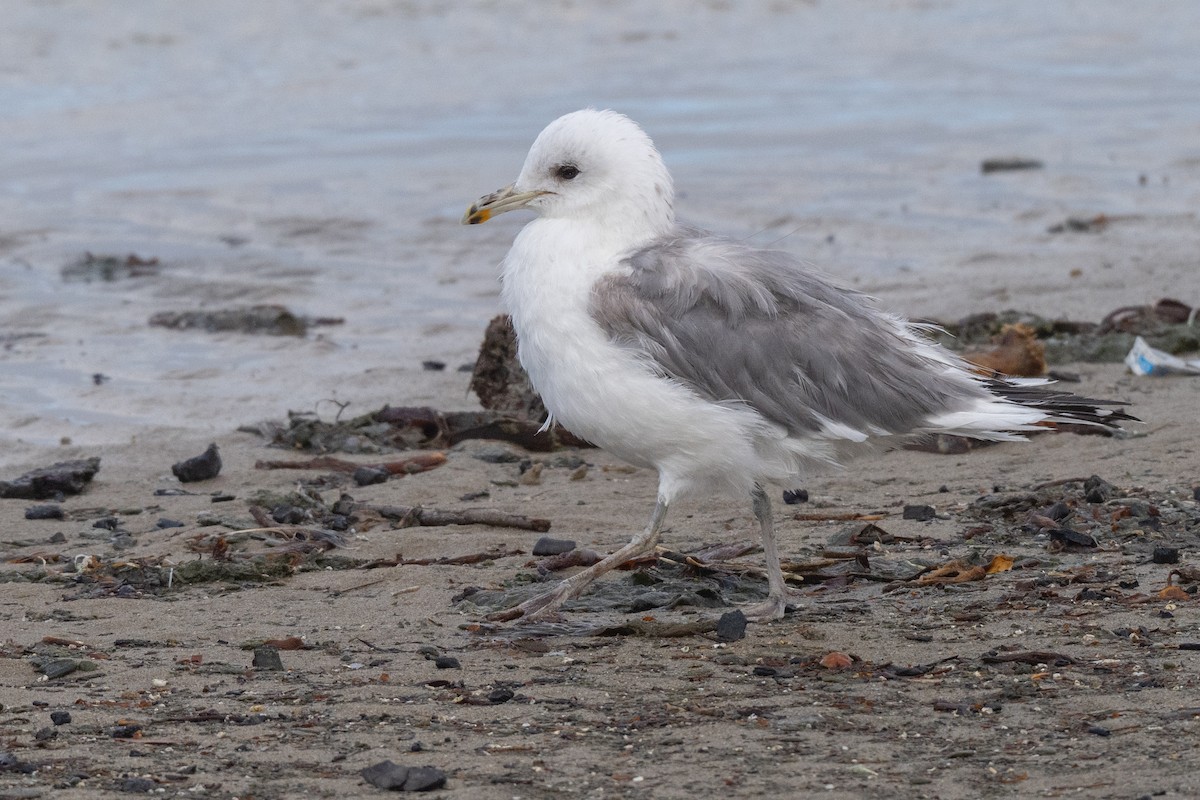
[{"left": 589, "top": 231, "right": 983, "bottom": 438}]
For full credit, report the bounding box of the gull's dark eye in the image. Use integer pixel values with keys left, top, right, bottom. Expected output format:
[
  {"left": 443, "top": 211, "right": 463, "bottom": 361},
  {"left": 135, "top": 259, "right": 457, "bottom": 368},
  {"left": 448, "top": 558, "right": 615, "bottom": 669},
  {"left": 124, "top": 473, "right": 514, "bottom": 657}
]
[{"left": 555, "top": 164, "right": 580, "bottom": 180}]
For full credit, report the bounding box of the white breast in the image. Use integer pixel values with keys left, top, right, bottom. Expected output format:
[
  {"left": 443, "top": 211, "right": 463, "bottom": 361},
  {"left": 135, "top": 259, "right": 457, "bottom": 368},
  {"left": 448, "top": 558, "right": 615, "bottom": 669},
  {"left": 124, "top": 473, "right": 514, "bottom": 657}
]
[{"left": 500, "top": 219, "right": 800, "bottom": 500}]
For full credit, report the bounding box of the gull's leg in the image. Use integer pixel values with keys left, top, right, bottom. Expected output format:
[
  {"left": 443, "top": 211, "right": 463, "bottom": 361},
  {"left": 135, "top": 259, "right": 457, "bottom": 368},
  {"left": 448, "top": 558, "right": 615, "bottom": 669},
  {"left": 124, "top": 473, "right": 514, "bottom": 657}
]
[
  {"left": 490, "top": 498, "right": 670, "bottom": 622},
  {"left": 742, "top": 486, "right": 795, "bottom": 621}
]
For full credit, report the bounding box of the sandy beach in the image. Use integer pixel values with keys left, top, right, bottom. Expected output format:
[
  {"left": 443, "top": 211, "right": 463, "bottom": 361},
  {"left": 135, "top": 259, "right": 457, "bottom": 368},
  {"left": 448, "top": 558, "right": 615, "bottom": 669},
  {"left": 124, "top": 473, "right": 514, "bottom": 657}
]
[{"left": 2, "top": 2, "right": 1200, "bottom": 798}]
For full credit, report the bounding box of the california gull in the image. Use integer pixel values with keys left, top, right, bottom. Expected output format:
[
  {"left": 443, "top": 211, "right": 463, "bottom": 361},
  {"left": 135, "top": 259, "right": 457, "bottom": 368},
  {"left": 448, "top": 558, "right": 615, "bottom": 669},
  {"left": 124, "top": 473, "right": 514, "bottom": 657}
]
[{"left": 463, "top": 108, "right": 1130, "bottom": 622}]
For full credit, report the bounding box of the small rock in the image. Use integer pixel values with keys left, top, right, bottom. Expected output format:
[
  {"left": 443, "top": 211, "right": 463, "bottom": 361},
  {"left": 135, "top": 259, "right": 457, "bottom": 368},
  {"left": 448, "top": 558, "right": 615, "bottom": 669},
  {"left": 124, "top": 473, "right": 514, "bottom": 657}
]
[
  {"left": 92, "top": 516, "right": 120, "bottom": 530},
  {"left": 421, "top": 360, "right": 446, "bottom": 371},
  {"left": 1086, "top": 725, "right": 1111, "bottom": 737},
  {"left": 714, "top": 610, "right": 748, "bottom": 642},
  {"left": 532, "top": 536, "right": 576, "bottom": 556},
  {"left": 171, "top": 443, "right": 222, "bottom": 483},
  {"left": 1152, "top": 546, "right": 1180, "bottom": 565},
  {"left": 360, "top": 760, "right": 447, "bottom": 792},
  {"left": 0, "top": 750, "right": 35, "bottom": 774},
  {"left": 111, "top": 724, "right": 142, "bottom": 739},
  {"left": 1083, "top": 475, "right": 1113, "bottom": 504},
  {"left": 782, "top": 489, "right": 809, "bottom": 505},
  {"left": 251, "top": 647, "right": 284, "bottom": 671},
  {"left": 469, "top": 444, "right": 524, "bottom": 464},
  {"left": 119, "top": 777, "right": 156, "bottom": 793},
  {"left": 40, "top": 659, "right": 79, "bottom": 679},
  {"left": 50, "top": 710, "right": 72, "bottom": 726},
  {"left": 433, "top": 656, "right": 460, "bottom": 670},
  {"left": 903, "top": 504, "right": 936, "bottom": 522},
  {"left": 24, "top": 504, "right": 65, "bottom": 520},
  {"left": 48, "top": 531, "right": 67, "bottom": 543},
  {"left": 0, "top": 457, "right": 101, "bottom": 500},
  {"left": 518, "top": 462, "right": 543, "bottom": 486},
  {"left": 487, "top": 687, "right": 515, "bottom": 704},
  {"left": 353, "top": 466, "right": 390, "bottom": 487},
  {"left": 34, "top": 726, "right": 57, "bottom": 741},
  {"left": 1044, "top": 501, "right": 1073, "bottom": 521},
  {"left": 271, "top": 505, "right": 308, "bottom": 524},
  {"left": 155, "top": 518, "right": 185, "bottom": 529}
]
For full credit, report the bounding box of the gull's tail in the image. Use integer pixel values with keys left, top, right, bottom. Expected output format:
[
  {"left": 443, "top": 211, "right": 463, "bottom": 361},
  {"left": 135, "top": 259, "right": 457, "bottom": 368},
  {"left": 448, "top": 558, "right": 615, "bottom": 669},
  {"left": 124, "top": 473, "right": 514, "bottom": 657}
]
[{"left": 984, "top": 378, "right": 1138, "bottom": 433}]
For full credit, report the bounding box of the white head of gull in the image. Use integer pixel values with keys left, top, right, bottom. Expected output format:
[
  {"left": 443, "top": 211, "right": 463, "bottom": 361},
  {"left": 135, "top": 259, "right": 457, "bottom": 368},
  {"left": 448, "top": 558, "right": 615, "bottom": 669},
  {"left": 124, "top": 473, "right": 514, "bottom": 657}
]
[{"left": 464, "top": 108, "right": 1131, "bottom": 622}]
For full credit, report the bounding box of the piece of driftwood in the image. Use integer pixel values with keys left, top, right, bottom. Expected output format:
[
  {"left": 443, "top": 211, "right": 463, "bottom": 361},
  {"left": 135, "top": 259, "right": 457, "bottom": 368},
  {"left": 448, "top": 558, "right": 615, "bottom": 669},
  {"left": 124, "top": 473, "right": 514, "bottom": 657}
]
[{"left": 367, "top": 504, "right": 551, "bottom": 533}]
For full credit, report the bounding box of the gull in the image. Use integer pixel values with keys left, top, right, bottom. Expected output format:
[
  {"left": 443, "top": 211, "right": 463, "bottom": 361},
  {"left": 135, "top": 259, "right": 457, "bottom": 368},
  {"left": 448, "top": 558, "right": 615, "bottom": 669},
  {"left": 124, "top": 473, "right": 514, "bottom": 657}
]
[{"left": 462, "top": 109, "right": 1130, "bottom": 622}]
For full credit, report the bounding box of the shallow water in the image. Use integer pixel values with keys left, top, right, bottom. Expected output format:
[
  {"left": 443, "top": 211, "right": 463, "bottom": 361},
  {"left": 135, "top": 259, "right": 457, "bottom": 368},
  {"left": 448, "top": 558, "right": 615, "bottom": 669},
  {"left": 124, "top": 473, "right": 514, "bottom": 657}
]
[{"left": 1, "top": 1, "right": 1198, "bottom": 461}]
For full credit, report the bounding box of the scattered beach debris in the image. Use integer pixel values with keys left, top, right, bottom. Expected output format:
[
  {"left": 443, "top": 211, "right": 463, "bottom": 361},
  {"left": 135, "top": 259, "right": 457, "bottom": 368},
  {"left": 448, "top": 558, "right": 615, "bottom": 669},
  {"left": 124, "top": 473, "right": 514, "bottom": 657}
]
[
  {"left": 1125, "top": 336, "right": 1200, "bottom": 376},
  {"left": 149, "top": 304, "right": 343, "bottom": 336},
  {"left": 254, "top": 452, "right": 447, "bottom": 480},
  {"left": 61, "top": 252, "right": 160, "bottom": 282},
  {"left": 245, "top": 405, "right": 586, "bottom": 454},
  {"left": 171, "top": 443, "right": 223, "bottom": 482},
  {"left": 0, "top": 457, "right": 101, "bottom": 500},
  {"left": 962, "top": 322, "right": 1047, "bottom": 377}
]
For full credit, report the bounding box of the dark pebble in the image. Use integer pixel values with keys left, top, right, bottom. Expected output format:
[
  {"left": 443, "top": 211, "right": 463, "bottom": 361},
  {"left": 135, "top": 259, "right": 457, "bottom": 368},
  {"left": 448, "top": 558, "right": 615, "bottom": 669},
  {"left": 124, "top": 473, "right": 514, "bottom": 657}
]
[
  {"left": 0, "top": 456, "right": 101, "bottom": 500},
  {"left": 119, "top": 777, "right": 156, "bottom": 793},
  {"left": 50, "top": 710, "right": 72, "bottom": 726},
  {"left": 25, "top": 504, "right": 64, "bottom": 520},
  {"left": 93, "top": 516, "right": 120, "bottom": 530},
  {"left": 1193, "top": 486, "right": 1200, "bottom": 503},
  {"left": 251, "top": 647, "right": 284, "bottom": 671},
  {"left": 361, "top": 760, "right": 447, "bottom": 792},
  {"left": 459, "top": 490, "right": 490, "bottom": 502},
  {"left": 0, "top": 750, "right": 35, "bottom": 774},
  {"left": 171, "top": 443, "right": 222, "bottom": 483},
  {"left": 1044, "top": 501, "right": 1073, "bottom": 521},
  {"left": 1050, "top": 527, "right": 1098, "bottom": 548},
  {"left": 752, "top": 665, "right": 777, "bottom": 677},
  {"left": 48, "top": 531, "right": 67, "bottom": 543},
  {"left": 1152, "top": 546, "right": 1180, "bottom": 565},
  {"left": 111, "top": 724, "right": 142, "bottom": 739},
  {"left": 41, "top": 659, "right": 79, "bottom": 679},
  {"left": 421, "top": 360, "right": 446, "bottom": 371},
  {"left": 714, "top": 609, "right": 748, "bottom": 642},
  {"left": 903, "top": 504, "right": 936, "bottom": 522},
  {"left": 487, "top": 687, "right": 515, "bottom": 704},
  {"left": 433, "top": 656, "right": 460, "bottom": 670},
  {"left": 1086, "top": 725, "right": 1111, "bottom": 737},
  {"left": 1083, "top": 475, "right": 1113, "bottom": 504},
  {"left": 353, "top": 466, "right": 390, "bottom": 487},
  {"left": 34, "top": 726, "right": 57, "bottom": 741},
  {"left": 410, "top": 741, "right": 424, "bottom": 752},
  {"left": 155, "top": 518, "right": 185, "bottom": 529},
  {"left": 271, "top": 504, "right": 308, "bottom": 524},
  {"left": 1178, "top": 643, "right": 1200, "bottom": 651},
  {"left": 210, "top": 493, "right": 235, "bottom": 503},
  {"left": 782, "top": 488, "right": 809, "bottom": 505},
  {"left": 532, "top": 536, "right": 576, "bottom": 556}
]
